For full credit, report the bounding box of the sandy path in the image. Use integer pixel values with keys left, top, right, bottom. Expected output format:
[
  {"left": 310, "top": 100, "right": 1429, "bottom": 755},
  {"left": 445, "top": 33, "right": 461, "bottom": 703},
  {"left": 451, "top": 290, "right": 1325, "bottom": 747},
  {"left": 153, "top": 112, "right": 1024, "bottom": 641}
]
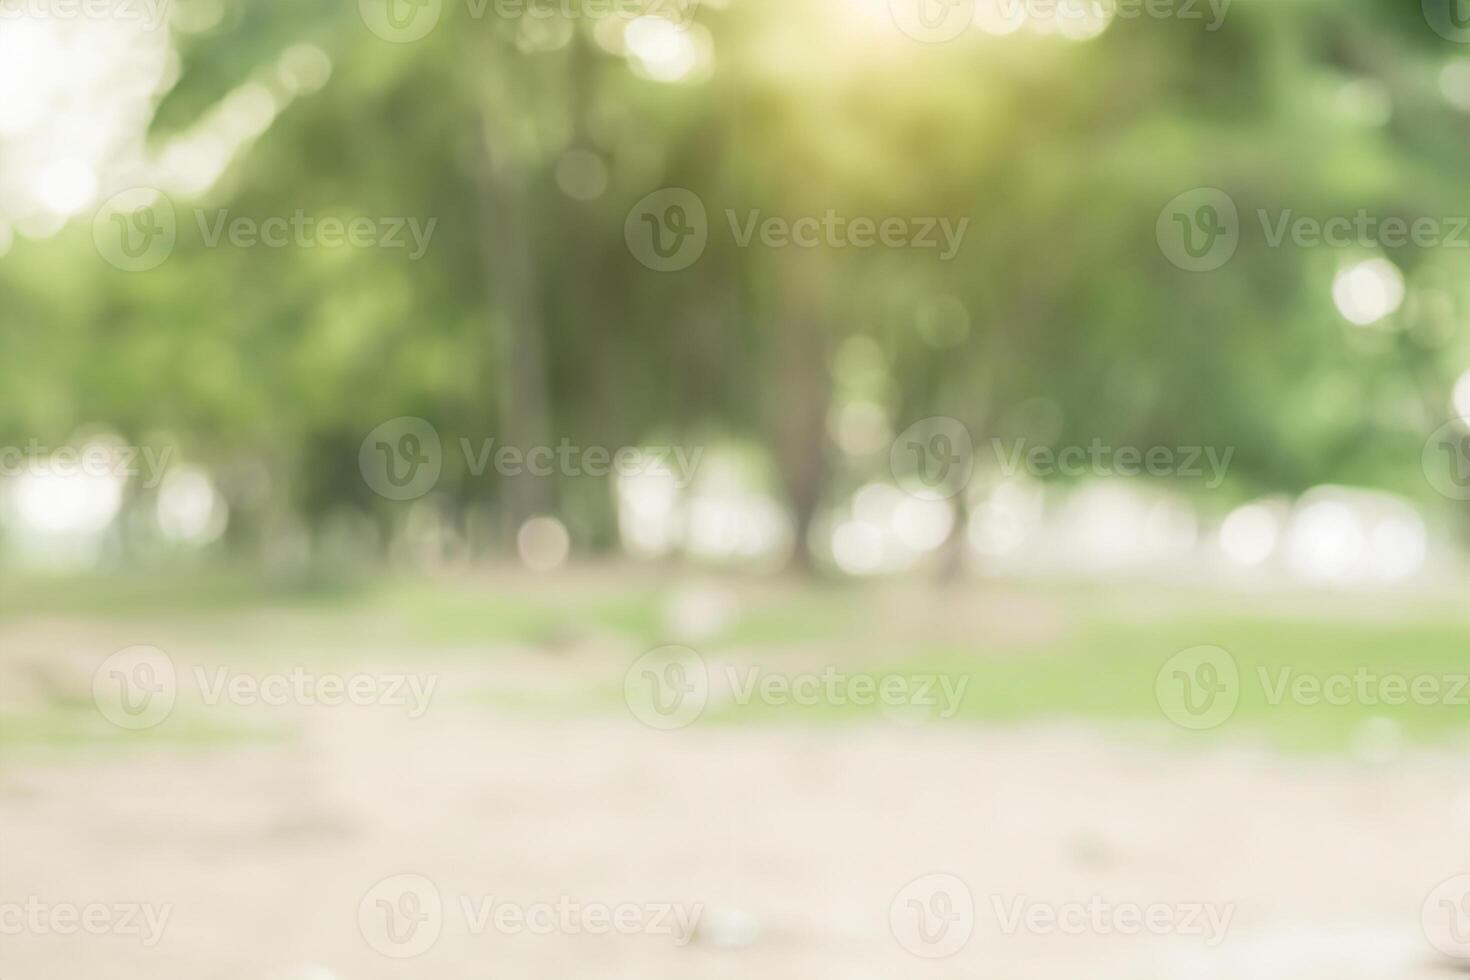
[{"left": 3, "top": 705, "right": 1468, "bottom": 980}]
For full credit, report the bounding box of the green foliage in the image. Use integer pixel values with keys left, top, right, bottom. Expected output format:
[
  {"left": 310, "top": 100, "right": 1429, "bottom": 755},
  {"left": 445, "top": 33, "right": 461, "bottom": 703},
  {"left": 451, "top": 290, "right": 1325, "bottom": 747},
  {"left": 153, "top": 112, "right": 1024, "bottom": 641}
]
[{"left": 5, "top": 0, "right": 1470, "bottom": 555}]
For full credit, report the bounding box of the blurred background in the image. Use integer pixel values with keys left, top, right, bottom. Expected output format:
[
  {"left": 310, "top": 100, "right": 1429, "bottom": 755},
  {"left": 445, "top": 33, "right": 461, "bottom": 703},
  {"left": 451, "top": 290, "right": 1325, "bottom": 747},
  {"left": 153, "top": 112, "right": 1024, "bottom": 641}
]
[{"left": 3, "top": 0, "right": 1470, "bottom": 977}]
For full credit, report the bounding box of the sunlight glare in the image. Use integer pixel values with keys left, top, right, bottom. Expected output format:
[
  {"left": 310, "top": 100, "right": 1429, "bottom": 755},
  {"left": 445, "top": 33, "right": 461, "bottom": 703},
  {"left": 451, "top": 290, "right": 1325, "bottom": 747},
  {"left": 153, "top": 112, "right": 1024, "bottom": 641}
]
[{"left": 1332, "top": 258, "right": 1404, "bottom": 327}]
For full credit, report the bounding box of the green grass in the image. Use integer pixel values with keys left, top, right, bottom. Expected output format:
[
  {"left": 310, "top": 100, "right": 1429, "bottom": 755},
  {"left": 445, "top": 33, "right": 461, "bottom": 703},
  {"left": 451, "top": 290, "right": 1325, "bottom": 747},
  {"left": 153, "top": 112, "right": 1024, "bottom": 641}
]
[
  {"left": 382, "top": 578, "right": 666, "bottom": 648},
  {"left": 3, "top": 569, "right": 1467, "bottom": 755},
  {"left": 0, "top": 568, "right": 668, "bottom": 656},
  {"left": 0, "top": 708, "right": 285, "bottom": 753},
  {"left": 899, "top": 613, "right": 1470, "bottom": 750}
]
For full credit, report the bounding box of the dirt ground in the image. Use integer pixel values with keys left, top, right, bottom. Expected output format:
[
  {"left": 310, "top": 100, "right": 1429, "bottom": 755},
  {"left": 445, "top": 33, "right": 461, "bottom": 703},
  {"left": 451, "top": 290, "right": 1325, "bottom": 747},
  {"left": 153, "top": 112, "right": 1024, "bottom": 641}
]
[{"left": 4, "top": 682, "right": 1469, "bottom": 980}]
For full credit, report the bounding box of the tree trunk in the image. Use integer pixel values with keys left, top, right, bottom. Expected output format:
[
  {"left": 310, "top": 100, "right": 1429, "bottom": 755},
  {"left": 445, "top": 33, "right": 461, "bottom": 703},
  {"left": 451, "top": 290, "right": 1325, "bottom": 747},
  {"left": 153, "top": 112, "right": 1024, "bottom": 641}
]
[
  {"left": 474, "top": 93, "right": 553, "bottom": 539},
  {"left": 766, "top": 249, "right": 832, "bottom": 571}
]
